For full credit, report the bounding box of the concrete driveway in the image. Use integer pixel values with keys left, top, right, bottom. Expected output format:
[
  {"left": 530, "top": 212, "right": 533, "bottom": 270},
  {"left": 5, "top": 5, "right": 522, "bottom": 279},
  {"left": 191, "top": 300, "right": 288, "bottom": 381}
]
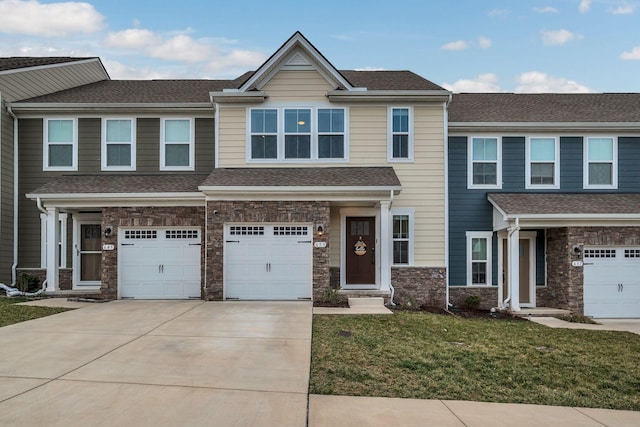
[{"left": 0, "top": 300, "right": 312, "bottom": 426}]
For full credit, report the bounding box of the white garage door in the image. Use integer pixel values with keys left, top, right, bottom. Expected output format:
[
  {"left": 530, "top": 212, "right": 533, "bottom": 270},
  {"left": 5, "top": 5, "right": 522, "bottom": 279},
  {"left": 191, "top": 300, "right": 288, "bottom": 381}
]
[
  {"left": 224, "top": 224, "right": 313, "bottom": 300},
  {"left": 583, "top": 247, "right": 640, "bottom": 318},
  {"left": 120, "top": 228, "right": 201, "bottom": 299}
]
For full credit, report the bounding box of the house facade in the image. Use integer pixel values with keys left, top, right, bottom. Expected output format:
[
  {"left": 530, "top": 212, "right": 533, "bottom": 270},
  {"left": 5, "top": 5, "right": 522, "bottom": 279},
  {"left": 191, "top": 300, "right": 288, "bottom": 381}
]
[
  {"left": 448, "top": 94, "right": 640, "bottom": 318},
  {"left": 5, "top": 33, "right": 449, "bottom": 306},
  {"left": 2, "top": 33, "right": 639, "bottom": 318}
]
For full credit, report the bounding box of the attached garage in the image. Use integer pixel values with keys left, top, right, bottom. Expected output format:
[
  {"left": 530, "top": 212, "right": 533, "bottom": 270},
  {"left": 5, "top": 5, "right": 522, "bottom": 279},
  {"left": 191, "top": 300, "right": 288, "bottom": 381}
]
[
  {"left": 119, "top": 228, "right": 202, "bottom": 299},
  {"left": 583, "top": 247, "right": 640, "bottom": 318},
  {"left": 224, "top": 224, "right": 313, "bottom": 300}
]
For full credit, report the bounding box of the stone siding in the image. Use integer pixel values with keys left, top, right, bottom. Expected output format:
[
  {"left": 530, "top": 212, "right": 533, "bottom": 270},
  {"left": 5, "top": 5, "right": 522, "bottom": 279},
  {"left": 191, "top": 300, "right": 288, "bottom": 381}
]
[
  {"left": 391, "top": 267, "right": 447, "bottom": 308},
  {"left": 15, "top": 267, "right": 72, "bottom": 291},
  {"left": 205, "top": 201, "right": 330, "bottom": 301},
  {"left": 448, "top": 286, "right": 498, "bottom": 310}
]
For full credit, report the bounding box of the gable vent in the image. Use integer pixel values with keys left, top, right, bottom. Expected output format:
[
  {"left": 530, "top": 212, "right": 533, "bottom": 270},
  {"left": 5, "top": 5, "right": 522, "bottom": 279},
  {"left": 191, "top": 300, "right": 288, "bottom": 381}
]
[{"left": 286, "top": 52, "right": 310, "bottom": 66}]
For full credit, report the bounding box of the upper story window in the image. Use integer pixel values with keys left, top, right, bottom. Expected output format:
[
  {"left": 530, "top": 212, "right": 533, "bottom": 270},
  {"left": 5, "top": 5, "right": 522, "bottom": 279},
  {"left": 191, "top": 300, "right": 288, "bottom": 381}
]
[
  {"left": 468, "top": 137, "right": 501, "bottom": 189},
  {"left": 466, "top": 231, "right": 492, "bottom": 286},
  {"left": 248, "top": 107, "right": 347, "bottom": 161},
  {"left": 161, "top": 118, "right": 194, "bottom": 171},
  {"left": 44, "top": 118, "right": 77, "bottom": 171},
  {"left": 584, "top": 137, "right": 617, "bottom": 189},
  {"left": 102, "top": 118, "right": 136, "bottom": 171},
  {"left": 388, "top": 107, "right": 413, "bottom": 162},
  {"left": 526, "top": 137, "right": 559, "bottom": 189},
  {"left": 391, "top": 208, "right": 414, "bottom": 266}
]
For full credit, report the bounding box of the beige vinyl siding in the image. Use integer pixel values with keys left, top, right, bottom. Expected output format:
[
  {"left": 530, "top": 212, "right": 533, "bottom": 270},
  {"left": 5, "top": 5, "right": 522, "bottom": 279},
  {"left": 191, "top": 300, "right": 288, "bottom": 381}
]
[
  {"left": 0, "top": 60, "right": 107, "bottom": 102},
  {"left": 217, "top": 107, "right": 246, "bottom": 167},
  {"left": 260, "top": 70, "right": 333, "bottom": 102},
  {"left": 0, "top": 103, "right": 14, "bottom": 283}
]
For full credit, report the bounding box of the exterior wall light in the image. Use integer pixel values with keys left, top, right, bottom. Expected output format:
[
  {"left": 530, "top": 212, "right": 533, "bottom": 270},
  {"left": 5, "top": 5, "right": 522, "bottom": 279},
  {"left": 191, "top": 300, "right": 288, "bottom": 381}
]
[{"left": 316, "top": 225, "right": 324, "bottom": 236}]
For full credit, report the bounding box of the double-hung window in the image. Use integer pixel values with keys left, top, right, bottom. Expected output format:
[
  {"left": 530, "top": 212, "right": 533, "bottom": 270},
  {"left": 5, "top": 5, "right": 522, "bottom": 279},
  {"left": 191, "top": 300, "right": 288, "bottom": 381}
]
[
  {"left": 102, "top": 118, "right": 135, "bottom": 171},
  {"left": 391, "top": 208, "right": 414, "bottom": 266},
  {"left": 468, "top": 137, "right": 501, "bottom": 188},
  {"left": 388, "top": 107, "right": 413, "bottom": 161},
  {"left": 44, "top": 118, "right": 77, "bottom": 171},
  {"left": 584, "top": 137, "right": 617, "bottom": 188},
  {"left": 466, "top": 231, "right": 492, "bottom": 286},
  {"left": 249, "top": 107, "right": 347, "bottom": 161},
  {"left": 526, "top": 137, "right": 559, "bottom": 188},
  {"left": 161, "top": 118, "right": 194, "bottom": 170}
]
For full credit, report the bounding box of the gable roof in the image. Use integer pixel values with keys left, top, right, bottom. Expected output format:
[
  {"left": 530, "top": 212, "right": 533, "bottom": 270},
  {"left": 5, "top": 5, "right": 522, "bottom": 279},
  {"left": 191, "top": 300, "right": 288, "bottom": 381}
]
[
  {"left": 449, "top": 93, "right": 640, "bottom": 123},
  {"left": 0, "top": 57, "right": 98, "bottom": 73}
]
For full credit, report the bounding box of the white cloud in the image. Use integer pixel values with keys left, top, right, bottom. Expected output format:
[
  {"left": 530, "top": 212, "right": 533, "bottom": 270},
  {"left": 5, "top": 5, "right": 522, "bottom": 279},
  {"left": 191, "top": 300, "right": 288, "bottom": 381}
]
[
  {"left": 443, "top": 73, "right": 501, "bottom": 93},
  {"left": 101, "top": 59, "right": 172, "bottom": 80},
  {"left": 105, "top": 29, "right": 161, "bottom": 50},
  {"left": 579, "top": 0, "right": 592, "bottom": 13},
  {"left": 533, "top": 6, "right": 559, "bottom": 13},
  {"left": 620, "top": 45, "right": 640, "bottom": 59},
  {"left": 515, "top": 71, "right": 593, "bottom": 93},
  {"left": 441, "top": 40, "right": 468, "bottom": 51},
  {"left": 610, "top": 3, "right": 635, "bottom": 14},
  {"left": 487, "top": 9, "right": 508, "bottom": 17},
  {"left": 354, "top": 66, "right": 386, "bottom": 71},
  {"left": 541, "top": 29, "right": 583, "bottom": 45},
  {"left": 0, "top": 0, "right": 105, "bottom": 37},
  {"left": 478, "top": 37, "right": 492, "bottom": 49}
]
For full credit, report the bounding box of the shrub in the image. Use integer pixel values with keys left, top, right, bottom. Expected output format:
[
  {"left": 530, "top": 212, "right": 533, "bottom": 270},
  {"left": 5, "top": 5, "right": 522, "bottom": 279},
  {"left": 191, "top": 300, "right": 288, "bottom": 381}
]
[{"left": 463, "top": 295, "right": 481, "bottom": 310}]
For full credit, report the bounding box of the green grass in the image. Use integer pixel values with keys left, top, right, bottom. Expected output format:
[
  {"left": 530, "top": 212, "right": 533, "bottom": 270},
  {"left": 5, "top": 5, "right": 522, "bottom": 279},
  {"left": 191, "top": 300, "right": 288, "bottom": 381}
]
[
  {"left": 0, "top": 297, "right": 72, "bottom": 328},
  {"left": 311, "top": 311, "right": 640, "bottom": 410}
]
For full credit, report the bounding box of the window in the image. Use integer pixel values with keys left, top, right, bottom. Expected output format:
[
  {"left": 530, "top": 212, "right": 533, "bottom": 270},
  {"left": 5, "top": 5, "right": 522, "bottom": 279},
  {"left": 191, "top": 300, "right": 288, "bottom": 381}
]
[
  {"left": 102, "top": 119, "right": 136, "bottom": 170},
  {"left": 161, "top": 118, "right": 194, "bottom": 170},
  {"left": 584, "top": 137, "right": 617, "bottom": 188},
  {"left": 466, "top": 232, "right": 492, "bottom": 286},
  {"left": 526, "top": 137, "right": 559, "bottom": 188},
  {"left": 468, "top": 137, "right": 501, "bottom": 188},
  {"left": 248, "top": 107, "right": 347, "bottom": 161},
  {"left": 284, "top": 109, "right": 311, "bottom": 159},
  {"left": 44, "top": 118, "right": 77, "bottom": 170},
  {"left": 391, "top": 209, "right": 414, "bottom": 265},
  {"left": 318, "top": 109, "right": 345, "bottom": 158},
  {"left": 388, "top": 107, "right": 413, "bottom": 161}
]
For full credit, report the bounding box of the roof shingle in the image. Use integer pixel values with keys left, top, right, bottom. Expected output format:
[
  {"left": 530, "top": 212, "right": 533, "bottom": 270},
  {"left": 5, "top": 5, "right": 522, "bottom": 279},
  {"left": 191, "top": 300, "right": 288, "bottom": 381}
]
[
  {"left": 0, "top": 57, "right": 97, "bottom": 72},
  {"left": 488, "top": 193, "right": 640, "bottom": 215}
]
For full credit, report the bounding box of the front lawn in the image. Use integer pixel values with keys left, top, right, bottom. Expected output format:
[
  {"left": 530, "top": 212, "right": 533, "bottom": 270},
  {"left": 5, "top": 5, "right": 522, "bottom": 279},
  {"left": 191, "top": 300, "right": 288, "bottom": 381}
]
[
  {"left": 311, "top": 311, "right": 640, "bottom": 410},
  {"left": 0, "top": 298, "right": 72, "bottom": 327}
]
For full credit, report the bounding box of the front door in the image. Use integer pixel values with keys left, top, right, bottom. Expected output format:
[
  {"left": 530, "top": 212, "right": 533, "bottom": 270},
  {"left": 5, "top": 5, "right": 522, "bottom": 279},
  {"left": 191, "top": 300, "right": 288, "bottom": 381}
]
[
  {"left": 502, "top": 238, "right": 533, "bottom": 306},
  {"left": 75, "top": 222, "right": 102, "bottom": 287},
  {"left": 345, "top": 217, "right": 376, "bottom": 285}
]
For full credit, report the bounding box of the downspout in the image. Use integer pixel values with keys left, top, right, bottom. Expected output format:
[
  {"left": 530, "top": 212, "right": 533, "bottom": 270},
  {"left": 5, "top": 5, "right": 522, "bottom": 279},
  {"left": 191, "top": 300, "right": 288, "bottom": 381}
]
[
  {"left": 502, "top": 217, "right": 520, "bottom": 309},
  {"left": 444, "top": 93, "right": 453, "bottom": 308},
  {"left": 387, "top": 190, "right": 396, "bottom": 306},
  {"left": 7, "top": 105, "right": 18, "bottom": 287}
]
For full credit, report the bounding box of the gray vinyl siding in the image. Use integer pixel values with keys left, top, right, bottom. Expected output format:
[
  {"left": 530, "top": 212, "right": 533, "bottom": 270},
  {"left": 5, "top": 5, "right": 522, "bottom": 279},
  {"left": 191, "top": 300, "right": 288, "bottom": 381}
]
[
  {"left": 78, "top": 118, "right": 101, "bottom": 173},
  {"left": 195, "top": 118, "right": 215, "bottom": 172},
  {"left": 136, "top": 118, "right": 160, "bottom": 172},
  {"left": 0, "top": 103, "right": 14, "bottom": 284},
  {"left": 448, "top": 135, "right": 640, "bottom": 287}
]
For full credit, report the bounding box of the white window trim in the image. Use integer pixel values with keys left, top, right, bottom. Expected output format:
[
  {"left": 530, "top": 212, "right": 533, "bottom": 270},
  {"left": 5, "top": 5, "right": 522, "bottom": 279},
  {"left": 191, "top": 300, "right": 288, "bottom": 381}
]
[
  {"left": 467, "top": 136, "right": 502, "bottom": 189},
  {"left": 101, "top": 118, "right": 136, "bottom": 171},
  {"left": 466, "top": 231, "right": 493, "bottom": 287},
  {"left": 390, "top": 208, "right": 415, "bottom": 266},
  {"left": 43, "top": 118, "right": 78, "bottom": 171},
  {"left": 387, "top": 107, "right": 414, "bottom": 162},
  {"left": 525, "top": 136, "right": 560, "bottom": 189},
  {"left": 583, "top": 136, "right": 618, "bottom": 189},
  {"left": 246, "top": 105, "right": 349, "bottom": 163},
  {"left": 160, "top": 118, "right": 195, "bottom": 171}
]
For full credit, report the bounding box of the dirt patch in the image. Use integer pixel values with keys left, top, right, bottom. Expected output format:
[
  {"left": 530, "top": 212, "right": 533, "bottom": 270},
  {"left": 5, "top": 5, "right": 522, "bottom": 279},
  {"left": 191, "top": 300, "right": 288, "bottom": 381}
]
[{"left": 395, "top": 305, "right": 528, "bottom": 321}]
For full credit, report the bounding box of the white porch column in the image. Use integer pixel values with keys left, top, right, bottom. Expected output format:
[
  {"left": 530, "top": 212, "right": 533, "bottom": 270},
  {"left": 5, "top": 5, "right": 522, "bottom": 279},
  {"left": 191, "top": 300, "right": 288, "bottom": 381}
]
[
  {"left": 508, "top": 225, "right": 520, "bottom": 311},
  {"left": 379, "top": 201, "right": 392, "bottom": 291},
  {"left": 45, "top": 207, "right": 59, "bottom": 292}
]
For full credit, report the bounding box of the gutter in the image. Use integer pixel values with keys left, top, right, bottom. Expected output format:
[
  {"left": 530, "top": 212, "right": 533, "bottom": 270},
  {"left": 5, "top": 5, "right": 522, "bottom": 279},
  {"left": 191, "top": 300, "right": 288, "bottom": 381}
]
[{"left": 444, "top": 93, "right": 452, "bottom": 309}]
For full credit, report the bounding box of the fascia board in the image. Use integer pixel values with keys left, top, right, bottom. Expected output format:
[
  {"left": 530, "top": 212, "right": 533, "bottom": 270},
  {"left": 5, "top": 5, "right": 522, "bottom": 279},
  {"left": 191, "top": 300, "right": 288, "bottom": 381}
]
[
  {"left": 198, "top": 185, "right": 402, "bottom": 193},
  {"left": 209, "top": 91, "right": 267, "bottom": 103},
  {"left": 449, "top": 122, "right": 640, "bottom": 132},
  {"left": 26, "top": 192, "right": 205, "bottom": 201},
  {"left": 328, "top": 90, "right": 451, "bottom": 102},
  {"left": 8, "top": 102, "right": 213, "bottom": 113},
  {"left": 0, "top": 58, "right": 104, "bottom": 76},
  {"left": 204, "top": 192, "right": 395, "bottom": 202}
]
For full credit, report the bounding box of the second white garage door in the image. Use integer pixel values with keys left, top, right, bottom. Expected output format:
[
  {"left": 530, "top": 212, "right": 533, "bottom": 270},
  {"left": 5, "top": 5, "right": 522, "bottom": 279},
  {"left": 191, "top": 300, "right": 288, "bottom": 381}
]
[
  {"left": 583, "top": 247, "right": 640, "bottom": 318},
  {"left": 224, "top": 224, "right": 313, "bottom": 300},
  {"left": 120, "top": 228, "right": 201, "bottom": 299}
]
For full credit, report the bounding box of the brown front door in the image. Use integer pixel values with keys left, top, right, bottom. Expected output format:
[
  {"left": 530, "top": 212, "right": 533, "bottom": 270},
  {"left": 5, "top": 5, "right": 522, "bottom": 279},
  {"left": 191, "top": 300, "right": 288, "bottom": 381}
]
[
  {"left": 346, "top": 217, "right": 376, "bottom": 284},
  {"left": 502, "top": 239, "right": 531, "bottom": 304}
]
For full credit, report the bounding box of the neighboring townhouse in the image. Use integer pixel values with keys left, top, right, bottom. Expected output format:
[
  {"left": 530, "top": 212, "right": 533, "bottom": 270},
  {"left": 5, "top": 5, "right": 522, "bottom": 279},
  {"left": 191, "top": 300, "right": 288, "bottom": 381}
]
[
  {"left": 0, "top": 57, "right": 109, "bottom": 286},
  {"left": 6, "top": 32, "right": 450, "bottom": 306},
  {"left": 448, "top": 93, "right": 640, "bottom": 318}
]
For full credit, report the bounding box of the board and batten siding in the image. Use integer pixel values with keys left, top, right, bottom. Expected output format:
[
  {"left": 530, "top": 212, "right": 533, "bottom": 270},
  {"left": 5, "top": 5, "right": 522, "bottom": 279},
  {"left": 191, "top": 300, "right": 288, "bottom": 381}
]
[
  {"left": 0, "top": 103, "right": 14, "bottom": 283},
  {"left": 0, "top": 60, "right": 107, "bottom": 102}
]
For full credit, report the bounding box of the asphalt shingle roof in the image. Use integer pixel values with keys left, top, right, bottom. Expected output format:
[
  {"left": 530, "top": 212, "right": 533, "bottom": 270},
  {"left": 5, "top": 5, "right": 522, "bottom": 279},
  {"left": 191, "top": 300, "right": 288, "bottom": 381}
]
[
  {"left": 0, "top": 57, "right": 97, "bottom": 72},
  {"left": 449, "top": 93, "right": 640, "bottom": 123},
  {"left": 201, "top": 167, "right": 401, "bottom": 187},
  {"left": 488, "top": 193, "right": 640, "bottom": 215},
  {"left": 340, "top": 70, "right": 445, "bottom": 91}
]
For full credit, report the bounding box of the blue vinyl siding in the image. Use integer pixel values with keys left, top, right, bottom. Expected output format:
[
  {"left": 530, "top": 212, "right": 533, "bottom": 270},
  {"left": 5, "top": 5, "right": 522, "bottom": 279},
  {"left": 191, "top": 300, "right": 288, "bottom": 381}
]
[{"left": 448, "top": 135, "right": 640, "bottom": 287}]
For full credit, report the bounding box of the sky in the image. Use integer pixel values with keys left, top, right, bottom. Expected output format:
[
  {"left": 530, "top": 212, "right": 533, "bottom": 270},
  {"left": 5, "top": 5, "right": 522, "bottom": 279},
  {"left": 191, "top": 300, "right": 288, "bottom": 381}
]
[{"left": 0, "top": 0, "right": 639, "bottom": 93}]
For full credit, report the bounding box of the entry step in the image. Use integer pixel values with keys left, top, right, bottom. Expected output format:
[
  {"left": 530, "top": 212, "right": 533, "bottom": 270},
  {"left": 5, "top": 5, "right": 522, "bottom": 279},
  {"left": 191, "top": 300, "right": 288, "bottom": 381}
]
[{"left": 348, "top": 297, "right": 385, "bottom": 308}]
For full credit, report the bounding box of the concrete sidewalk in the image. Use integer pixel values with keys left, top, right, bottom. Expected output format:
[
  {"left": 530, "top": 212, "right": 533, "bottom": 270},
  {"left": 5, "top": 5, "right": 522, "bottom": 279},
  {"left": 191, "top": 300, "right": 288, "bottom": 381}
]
[
  {"left": 309, "top": 395, "right": 640, "bottom": 427},
  {"left": 529, "top": 316, "right": 640, "bottom": 335}
]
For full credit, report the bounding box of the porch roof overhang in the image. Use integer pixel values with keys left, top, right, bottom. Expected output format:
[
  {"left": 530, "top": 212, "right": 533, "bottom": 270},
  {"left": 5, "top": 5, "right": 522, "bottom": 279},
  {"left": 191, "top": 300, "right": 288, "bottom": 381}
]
[
  {"left": 199, "top": 167, "right": 402, "bottom": 202},
  {"left": 488, "top": 193, "right": 640, "bottom": 230},
  {"left": 26, "top": 174, "right": 208, "bottom": 208}
]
